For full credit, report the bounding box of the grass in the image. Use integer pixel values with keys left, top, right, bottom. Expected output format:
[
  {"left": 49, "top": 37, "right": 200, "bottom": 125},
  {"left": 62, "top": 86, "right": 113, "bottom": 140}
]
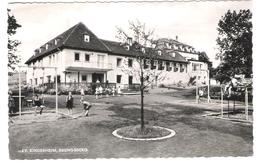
[
  {"left": 116, "top": 125, "right": 171, "bottom": 139},
  {"left": 9, "top": 88, "right": 253, "bottom": 159}
]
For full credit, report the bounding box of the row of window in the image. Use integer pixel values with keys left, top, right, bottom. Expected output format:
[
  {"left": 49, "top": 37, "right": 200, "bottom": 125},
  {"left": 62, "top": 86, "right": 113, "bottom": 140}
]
[
  {"left": 74, "top": 52, "right": 90, "bottom": 61},
  {"left": 116, "top": 58, "right": 187, "bottom": 73},
  {"left": 116, "top": 75, "right": 133, "bottom": 84},
  {"left": 30, "top": 75, "right": 61, "bottom": 85}
]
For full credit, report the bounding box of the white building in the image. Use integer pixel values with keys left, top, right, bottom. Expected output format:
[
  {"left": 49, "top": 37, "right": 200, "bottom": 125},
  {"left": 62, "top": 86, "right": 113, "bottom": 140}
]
[{"left": 25, "top": 22, "right": 209, "bottom": 89}]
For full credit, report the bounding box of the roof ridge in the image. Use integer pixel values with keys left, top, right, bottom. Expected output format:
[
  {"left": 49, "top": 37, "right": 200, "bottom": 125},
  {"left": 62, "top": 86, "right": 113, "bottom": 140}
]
[
  {"left": 62, "top": 23, "right": 81, "bottom": 45},
  {"left": 82, "top": 27, "right": 112, "bottom": 52}
]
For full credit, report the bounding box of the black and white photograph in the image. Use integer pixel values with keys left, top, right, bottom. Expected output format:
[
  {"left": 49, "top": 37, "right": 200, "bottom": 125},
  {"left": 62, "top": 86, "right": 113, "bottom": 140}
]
[{"left": 4, "top": 0, "right": 257, "bottom": 161}]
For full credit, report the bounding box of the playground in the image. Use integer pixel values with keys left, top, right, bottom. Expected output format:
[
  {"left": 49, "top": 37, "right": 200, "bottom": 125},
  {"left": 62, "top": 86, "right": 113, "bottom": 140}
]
[{"left": 9, "top": 86, "right": 253, "bottom": 159}]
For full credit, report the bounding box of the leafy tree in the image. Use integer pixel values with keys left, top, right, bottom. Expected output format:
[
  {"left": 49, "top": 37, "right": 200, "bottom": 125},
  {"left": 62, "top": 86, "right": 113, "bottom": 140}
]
[
  {"left": 198, "top": 51, "right": 210, "bottom": 62},
  {"left": 8, "top": 9, "right": 21, "bottom": 71},
  {"left": 214, "top": 9, "right": 252, "bottom": 83},
  {"left": 116, "top": 20, "right": 165, "bottom": 130}
]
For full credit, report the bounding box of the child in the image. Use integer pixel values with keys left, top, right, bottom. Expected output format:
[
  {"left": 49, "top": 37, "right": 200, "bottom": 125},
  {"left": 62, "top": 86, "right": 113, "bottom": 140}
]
[
  {"left": 95, "top": 86, "right": 99, "bottom": 99},
  {"left": 99, "top": 86, "right": 103, "bottom": 98},
  {"left": 8, "top": 92, "right": 15, "bottom": 116},
  {"left": 80, "top": 95, "right": 92, "bottom": 117},
  {"left": 66, "top": 92, "right": 73, "bottom": 115},
  {"left": 117, "top": 86, "right": 122, "bottom": 96},
  {"left": 33, "top": 94, "right": 44, "bottom": 115}
]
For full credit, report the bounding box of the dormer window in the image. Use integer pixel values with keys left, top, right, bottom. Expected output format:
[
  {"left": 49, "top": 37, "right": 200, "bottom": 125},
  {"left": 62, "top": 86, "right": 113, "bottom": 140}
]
[
  {"left": 171, "top": 52, "right": 176, "bottom": 58},
  {"left": 125, "top": 45, "right": 130, "bottom": 50},
  {"left": 84, "top": 34, "right": 90, "bottom": 42},
  {"left": 141, "top": 48, "right": 145, "bottom": 53},
  {"left": 39, "top": 48, "right": 41, "bottom": 53},
  {"left": 158, "top": 50, "right": 162, "bottom": 56},
  {"left": 54, "top": 39, "right": 57, "bottom": 45},
  {"left": 46, "top": 44, "right": 49, "bottom": 50}
]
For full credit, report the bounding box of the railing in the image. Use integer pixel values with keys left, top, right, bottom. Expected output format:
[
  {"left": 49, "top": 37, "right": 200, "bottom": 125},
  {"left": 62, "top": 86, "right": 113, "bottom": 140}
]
[
  {"left": 42, "top": 82, "right": 117, "bottom": 95},
  {"left": 67, "top": 61, "right": 112, "bottom": 69}
]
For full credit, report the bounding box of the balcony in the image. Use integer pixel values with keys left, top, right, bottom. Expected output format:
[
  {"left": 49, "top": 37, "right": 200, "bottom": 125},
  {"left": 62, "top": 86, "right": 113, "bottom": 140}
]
[{"left": 66, "top": 61, "right": 112, "bottom": 72}]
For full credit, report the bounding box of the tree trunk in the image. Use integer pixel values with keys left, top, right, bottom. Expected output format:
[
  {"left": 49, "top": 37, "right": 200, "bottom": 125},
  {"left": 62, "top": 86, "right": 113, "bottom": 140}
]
[{"left": 140, "top": 75, "right": 144, "bottom": 131}]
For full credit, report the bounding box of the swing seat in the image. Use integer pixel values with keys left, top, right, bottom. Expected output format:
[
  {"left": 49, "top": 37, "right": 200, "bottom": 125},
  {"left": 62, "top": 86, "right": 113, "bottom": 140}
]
[{"left": 26, "top": 99, "right": 33, "bottom": 107}]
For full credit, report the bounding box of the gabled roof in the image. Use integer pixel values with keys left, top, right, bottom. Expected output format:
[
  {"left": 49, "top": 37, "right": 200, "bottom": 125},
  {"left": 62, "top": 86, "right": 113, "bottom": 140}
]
[
  {"left": 101, "top": 39, "right": 188, "bottom": 63},
  {"left": 25, "top": 22, "right": 111, "bottom": 64},
  {"left": 25, "top": 22, "right": 190, "bottom": 65}
]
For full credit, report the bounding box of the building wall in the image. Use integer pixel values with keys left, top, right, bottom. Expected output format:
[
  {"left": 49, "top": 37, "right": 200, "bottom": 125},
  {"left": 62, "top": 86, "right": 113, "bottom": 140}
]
[{"left": 26, "top": 48, "right": 209, "bottom": 87}]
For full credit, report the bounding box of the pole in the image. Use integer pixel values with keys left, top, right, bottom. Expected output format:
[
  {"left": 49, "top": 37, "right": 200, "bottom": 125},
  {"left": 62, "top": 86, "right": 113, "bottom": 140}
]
[
  {"left": 221, "top": 85, "right": 223, "bottom": 118},
  {"left": 55, "top": 68, "right": 58, "bottom": 114},
  {"left": 245, "top": 87, "right": 249, "bottom": 120},
  {"left": 18, "top": 67, "right": 21, "bottom": 117},
  {"left": 196, "top": 75, "right": 198, "bottom": 103},
  {"left": 207, "top": 70, "right": 210, "bottom": 103}
]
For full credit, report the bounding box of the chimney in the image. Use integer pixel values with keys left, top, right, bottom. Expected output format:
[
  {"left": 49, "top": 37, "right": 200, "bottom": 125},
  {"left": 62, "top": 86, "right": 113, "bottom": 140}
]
[
  {"left": 127, "top": 37, "right": 132, "bottom": 46},
  {"left": 176, "top": 35, "right": 178, "bottom": 41}
]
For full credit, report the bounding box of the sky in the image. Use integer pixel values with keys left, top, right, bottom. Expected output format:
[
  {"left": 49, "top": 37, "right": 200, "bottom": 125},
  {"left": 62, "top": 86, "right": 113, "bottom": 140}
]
[{"left": 8, "top": 0, "right": 252, "bottom": 67}]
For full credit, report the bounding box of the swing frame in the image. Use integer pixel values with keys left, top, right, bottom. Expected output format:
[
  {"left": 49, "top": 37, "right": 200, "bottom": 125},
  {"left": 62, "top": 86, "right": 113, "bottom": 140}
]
[{"left": 17, "top": 65, "right": 58, "bottom": 116}]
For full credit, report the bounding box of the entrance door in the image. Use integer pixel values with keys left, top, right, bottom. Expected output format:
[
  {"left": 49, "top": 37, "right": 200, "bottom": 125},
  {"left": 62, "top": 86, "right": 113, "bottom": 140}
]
[{"left": 92, "top": 73, "right": 104, "bottom": 83}]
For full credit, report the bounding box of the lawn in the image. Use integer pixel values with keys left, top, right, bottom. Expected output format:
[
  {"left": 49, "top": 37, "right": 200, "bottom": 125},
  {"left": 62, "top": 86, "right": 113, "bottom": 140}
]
[{"left": 9, "top": 88, "right": 253, "bottom": 159}]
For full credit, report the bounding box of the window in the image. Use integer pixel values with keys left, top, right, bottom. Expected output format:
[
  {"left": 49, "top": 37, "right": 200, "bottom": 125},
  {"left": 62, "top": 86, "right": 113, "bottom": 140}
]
[
  {"left": 47, "top": 76, "right": 51, "bottom": 83},
  {"left": 85, "top": 54, "right": 90, "bottom": 61},
  {"left": 40, "top": 77, "right": 44, "bottom": 84},
  {"left": 117, "top": 75, "right": 122, "bottom": 83},
  {"left": 54, "top": 39, "right": 57, "bottom": 45},
  {"left": 144, "top": 59, "right": 149, "bottom": 69},
  {"left": 158, "top": 50, "right": 162, "bottom": 56},
  {"left": 35, "top": 78, "right": 38, "bottom": 85},
  {"left": 174, "top": 63, "right": 178, "bottom": 72},
  {"left": 192, "top": 63, "right": 200, "bottom": 71},
  {"left": 46, "top": 44, "right": 49, "bottom": 50},
  {"left": 57, "top": 75, "right": 61, "bottom": 83},
  {"left": 151, "top": 60, "right": 157, "bottom": 70},
  {"left": 180, "top": 64, "right": 186, "bottom": 73},
  {"left": 128, "top": 59, "right": 133, "bottom": 67},
  {"left": 84, "top": 34, "right": 90, "bottom": 42},
  {"left": 82, "top": 75, "right": 87, "bottom": 82},
  {"left": 117, "top": 58, "right": 122, "bottom": 67},
  {"left": 129, "top": 76, "right": 133, "bottom": 85},
  {"left": 49, "top": 56, "right": 51, "bottom": 66},
  {"left": 74, "top": 53, "right": 80, "bottom": 61},
  {"left": 166, "top": 62, "right": 172, "bottom": 71}
]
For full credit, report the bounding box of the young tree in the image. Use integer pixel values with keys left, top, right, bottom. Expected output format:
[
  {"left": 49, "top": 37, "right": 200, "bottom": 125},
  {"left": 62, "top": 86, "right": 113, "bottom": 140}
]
[
  {"left": 214, "top": 9, "right": 252, "bottom": 83},
  {"left": 8, "top": 9, "right": 21, "bottom": 71},
  {"left": 116, "top": 20, "right": 166, "bottom": 130}
]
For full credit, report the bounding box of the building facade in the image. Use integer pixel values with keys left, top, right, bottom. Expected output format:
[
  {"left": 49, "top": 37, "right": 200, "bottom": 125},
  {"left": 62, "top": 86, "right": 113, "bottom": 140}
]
[{"left": 25, "top": 22, "right": 209, "bottom": 89}]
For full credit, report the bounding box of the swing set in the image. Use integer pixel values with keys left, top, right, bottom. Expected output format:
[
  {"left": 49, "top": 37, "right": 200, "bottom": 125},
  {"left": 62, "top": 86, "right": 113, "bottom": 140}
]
[
  {"left": 220, "top": 84, "right": 252, "bottom": 121},
  {"left": 17, "top": 65, "right": 58, "bottom": 116}
]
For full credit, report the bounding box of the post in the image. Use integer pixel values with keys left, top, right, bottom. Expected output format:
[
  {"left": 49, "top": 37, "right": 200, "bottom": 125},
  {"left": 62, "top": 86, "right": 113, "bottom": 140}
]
[
  {"left": 221, "top": 85, "right": 223, "bottom": 118},
  {"left": 196, "top": 75, "right": 199, "bottom": 103},
  {"left": 245, "top": 87, "right": 249, "bottom": 120},
  {"left": 207, "top": 70, "right": 210, "bottom": 103},
  {"left": 18, "top": 67, "right": 22, "bottom": 117},
  {"left": 55, "top": 68, "right": 58, "bottom": 114}
]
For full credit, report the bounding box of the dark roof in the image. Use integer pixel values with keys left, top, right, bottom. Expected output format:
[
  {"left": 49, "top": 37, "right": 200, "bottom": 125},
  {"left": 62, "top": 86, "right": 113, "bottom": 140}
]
[
  {"left": 25, "top": 22, "right": 189, "bottom": 65},
  {"left": 25, "top": 22, "right": 111, "bottom": 64},
  {"left": 101, "top": 39, "right": 188, "bottom": 63}
]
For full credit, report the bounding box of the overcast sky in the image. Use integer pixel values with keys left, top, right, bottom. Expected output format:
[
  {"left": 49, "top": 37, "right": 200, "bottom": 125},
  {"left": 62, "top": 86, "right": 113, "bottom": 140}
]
[{"left": 8, "top": 0, "right": 252, "bottom": 67}]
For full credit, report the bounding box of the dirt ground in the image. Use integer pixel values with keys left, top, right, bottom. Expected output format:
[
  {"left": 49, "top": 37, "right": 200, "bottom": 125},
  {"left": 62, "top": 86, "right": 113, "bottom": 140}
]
[{"left": 9, "top": 88, "right": 253, "bottom": 159}]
